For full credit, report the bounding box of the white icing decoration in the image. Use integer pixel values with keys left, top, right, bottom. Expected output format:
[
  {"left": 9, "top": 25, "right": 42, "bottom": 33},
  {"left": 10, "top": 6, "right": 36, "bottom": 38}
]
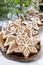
[
  {"left": 3, "top": 30, "right": 14, "bottom": 38},
  {"left": 6, "top": 41, "right": 16, "bottom": 54},
  {"left": 4, "top": 35, "right": 16, "bottom": 46}
]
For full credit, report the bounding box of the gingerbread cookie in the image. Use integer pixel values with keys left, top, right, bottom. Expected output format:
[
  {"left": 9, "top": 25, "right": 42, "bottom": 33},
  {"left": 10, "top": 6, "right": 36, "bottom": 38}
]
[{"left": 15, "top": 33, "right": 39, "bottom": 58}]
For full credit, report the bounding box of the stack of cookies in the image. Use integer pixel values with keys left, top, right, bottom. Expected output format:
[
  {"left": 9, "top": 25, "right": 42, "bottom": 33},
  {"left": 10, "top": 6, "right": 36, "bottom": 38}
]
[{"left": 0, "top": 15, "right": 41, "bottom": 61}]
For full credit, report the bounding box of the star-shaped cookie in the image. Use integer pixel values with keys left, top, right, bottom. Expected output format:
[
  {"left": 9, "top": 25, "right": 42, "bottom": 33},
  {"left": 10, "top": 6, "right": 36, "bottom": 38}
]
[{"left": 15, "top": 33, "right": 39, "bottom": 58}]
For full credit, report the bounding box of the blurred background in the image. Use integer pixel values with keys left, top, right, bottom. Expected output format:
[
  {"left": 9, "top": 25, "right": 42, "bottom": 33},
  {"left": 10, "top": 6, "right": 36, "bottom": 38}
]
[{"left": 0, "top": 0, "right": 43, "bottom": 20}]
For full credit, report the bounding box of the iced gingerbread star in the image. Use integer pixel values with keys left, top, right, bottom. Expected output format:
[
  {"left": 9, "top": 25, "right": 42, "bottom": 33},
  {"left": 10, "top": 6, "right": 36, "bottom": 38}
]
[{"left": 14, "top": 32, "right": 39, "bottom": 58}]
